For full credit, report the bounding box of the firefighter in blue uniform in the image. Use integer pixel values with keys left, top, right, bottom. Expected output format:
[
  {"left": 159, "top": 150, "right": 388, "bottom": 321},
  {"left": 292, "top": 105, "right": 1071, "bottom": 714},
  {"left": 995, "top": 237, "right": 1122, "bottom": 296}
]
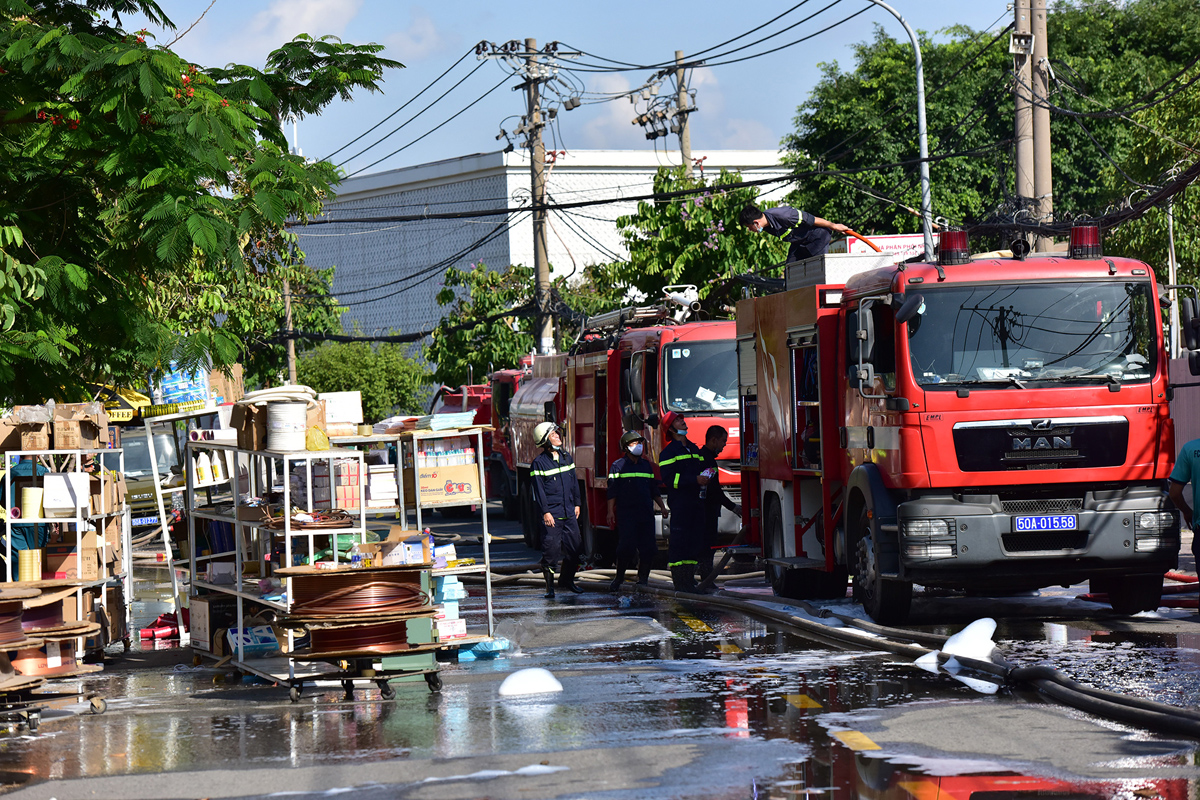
[
  {"left": 606, "top": 430, "right": 669, "bottom": 593},
  {"left": 739, "top": 204, "right": 849, "bottom": 263},
  {"left": 698, "top": 424, "right": 741, "bottom": 585},
  {"left": 658, "top": 411, "right": 710, "bottom": 591},
  {"left": 530, "top": 421, "right": 584, "bottom": 598}
]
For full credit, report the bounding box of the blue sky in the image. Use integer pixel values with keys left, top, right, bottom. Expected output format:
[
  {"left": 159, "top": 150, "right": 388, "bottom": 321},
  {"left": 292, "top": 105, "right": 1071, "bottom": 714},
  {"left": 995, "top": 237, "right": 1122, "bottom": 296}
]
[{"left": 126, "top": 1, "right": 1012, "bottom": 175}]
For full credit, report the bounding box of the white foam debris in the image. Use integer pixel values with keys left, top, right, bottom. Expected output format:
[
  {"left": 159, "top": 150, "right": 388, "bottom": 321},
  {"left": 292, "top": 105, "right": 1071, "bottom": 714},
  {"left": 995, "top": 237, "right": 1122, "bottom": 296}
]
[
  {"left": 912, "top": 651, "right": 940, "bottom": 675},
  {"left": 422, "top": 764, "right": 570, "bottom": 783},
  {"left": 498, "top": 667, "right": 564, "bottom": 696},
  {"left": 941, "top": 617, "right": 997, "bottom": 661},
  {"left": 942, "top": 656, "right": 1001, "bottom": 695}
]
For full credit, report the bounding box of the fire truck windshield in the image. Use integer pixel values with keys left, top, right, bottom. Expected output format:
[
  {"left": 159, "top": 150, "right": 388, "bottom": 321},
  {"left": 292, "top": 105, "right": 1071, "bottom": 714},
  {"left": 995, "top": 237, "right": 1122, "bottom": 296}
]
[
  {"left": 907, "top": 281, "right": 1156, "bottom": 387},
  {"left": 663, "top": 340, "right": 739, "bottom": 412}
]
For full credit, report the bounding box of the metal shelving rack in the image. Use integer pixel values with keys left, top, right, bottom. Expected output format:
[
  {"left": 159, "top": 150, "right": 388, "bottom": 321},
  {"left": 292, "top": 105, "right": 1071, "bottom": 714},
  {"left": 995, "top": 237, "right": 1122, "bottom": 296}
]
[
  {"left": 184, "top": 444, "right": 370, "bottom": 676},
  {"left": 397, "top": 427, "right": 495, "bottom": 640},
  {"left": 1, "top": 448, "right": 133, "bottom": 652}
]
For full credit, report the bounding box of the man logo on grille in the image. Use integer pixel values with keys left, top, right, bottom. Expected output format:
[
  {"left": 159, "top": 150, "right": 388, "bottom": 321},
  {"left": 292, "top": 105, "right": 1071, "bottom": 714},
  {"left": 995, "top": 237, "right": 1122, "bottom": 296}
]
[{"left": 1012, "top": 436, "right": 1072, "bottom": 450}]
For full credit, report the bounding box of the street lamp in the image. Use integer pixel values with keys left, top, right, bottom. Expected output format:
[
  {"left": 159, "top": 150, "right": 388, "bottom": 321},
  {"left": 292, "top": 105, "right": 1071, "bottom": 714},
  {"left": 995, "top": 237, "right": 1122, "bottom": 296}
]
[{"left": 861, "top": 0, "right": 934, "bottom": 261}]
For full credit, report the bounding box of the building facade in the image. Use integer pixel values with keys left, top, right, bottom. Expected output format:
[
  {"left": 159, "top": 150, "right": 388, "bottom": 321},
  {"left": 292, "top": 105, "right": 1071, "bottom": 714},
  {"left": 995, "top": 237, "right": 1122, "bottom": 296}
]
[{"left": 295, "top": 149, "right": 791, "bottom": 337}]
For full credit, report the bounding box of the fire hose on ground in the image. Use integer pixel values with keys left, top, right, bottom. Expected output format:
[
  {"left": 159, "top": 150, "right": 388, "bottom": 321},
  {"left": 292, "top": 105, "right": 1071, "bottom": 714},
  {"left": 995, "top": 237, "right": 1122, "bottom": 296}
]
[{"left": 463, "top": 566, "right": 1200, "bottom": 739}]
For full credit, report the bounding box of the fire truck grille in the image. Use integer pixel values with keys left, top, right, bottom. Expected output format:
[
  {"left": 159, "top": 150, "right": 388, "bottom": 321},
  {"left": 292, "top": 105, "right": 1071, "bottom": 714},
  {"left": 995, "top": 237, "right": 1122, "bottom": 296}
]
[
  {"left": 1001, "top": 498, "right": 1084, "bottom": 514},
  {"left": 1001, "top": 531, "right": 1088, "bottom": 552}
]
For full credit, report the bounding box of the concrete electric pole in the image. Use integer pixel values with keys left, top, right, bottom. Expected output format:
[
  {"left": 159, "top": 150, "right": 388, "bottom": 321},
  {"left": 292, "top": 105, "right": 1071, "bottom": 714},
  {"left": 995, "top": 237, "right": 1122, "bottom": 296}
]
[
  {"left": 1013, "top": 0, "right": 1035, "bottom": 217},
  {"left": 525, "top": 38, "right": 554, "bottom": 355},
  {"left": 675, "top": 51, "right": 693, "bottom": 177},
  {"left": 283, "top": 278, "right": 297, "bottom": 383},
  {"left": 1031, "top": 0, "right": 1054, "bottom": 251}
]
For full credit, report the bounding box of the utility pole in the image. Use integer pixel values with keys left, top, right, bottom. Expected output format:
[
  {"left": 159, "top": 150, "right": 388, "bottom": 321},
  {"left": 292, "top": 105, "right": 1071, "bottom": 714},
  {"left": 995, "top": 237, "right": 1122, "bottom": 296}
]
[
  {"left": 526, "top": 37, "right": 553, "bottom": 355},
  {"left": 1031, "top": 0, "right": 1053, "bottom": 251},
  {"left": 283, "top": 278, "right": 297, "bottom": 383},
  {"left": 675, "top": 51, "right": 692, "bottom": 177},
  {"left": 1013, "top": 0, "right": 1035, "bottom": 218}
]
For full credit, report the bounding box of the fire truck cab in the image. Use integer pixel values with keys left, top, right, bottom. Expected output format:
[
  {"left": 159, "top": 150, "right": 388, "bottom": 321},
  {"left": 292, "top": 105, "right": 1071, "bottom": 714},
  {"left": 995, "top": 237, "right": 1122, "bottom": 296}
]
[{"left": 739, "top": 233, "right": 1181, "bottom": 623}]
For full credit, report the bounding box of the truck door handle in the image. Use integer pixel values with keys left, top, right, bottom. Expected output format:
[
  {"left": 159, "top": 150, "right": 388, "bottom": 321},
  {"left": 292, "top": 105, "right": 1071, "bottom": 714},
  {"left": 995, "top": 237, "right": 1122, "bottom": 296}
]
[{"left": 838, "top": 427, "right": 848, "bottom": 448}]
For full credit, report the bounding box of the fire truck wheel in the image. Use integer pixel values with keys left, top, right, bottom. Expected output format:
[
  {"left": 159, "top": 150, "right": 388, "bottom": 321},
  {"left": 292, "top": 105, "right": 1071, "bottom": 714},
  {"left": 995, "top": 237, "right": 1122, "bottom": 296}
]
[
  {"left": 851, "top": 505, "right": 913, "bottom": 625},
  {"left": 1106, "top": 573, "right": 1164, "bottom": 615},
  {"left": 497, "top": 467, "right": 520, "bottom": 520}
]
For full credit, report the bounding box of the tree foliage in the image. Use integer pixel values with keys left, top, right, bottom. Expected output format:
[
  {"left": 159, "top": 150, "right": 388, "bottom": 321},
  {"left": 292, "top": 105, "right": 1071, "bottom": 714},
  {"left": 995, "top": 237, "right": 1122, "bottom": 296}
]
[
  {"left": 607, "top": 167, "right": 787, "bottom": 309},
  {"left": 296, "top": 341, "right": 428, "bottom": 422},
  {"left": 0, "top": 0, "right": 401, "bottom": 402},
  {"left": 781, "top": 0, "right": 1200, "bottom": 259}
]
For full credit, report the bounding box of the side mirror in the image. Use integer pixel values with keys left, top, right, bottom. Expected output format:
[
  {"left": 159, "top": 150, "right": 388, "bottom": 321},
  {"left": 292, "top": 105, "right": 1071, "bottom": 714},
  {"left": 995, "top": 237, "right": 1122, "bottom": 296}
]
[
  {"left": 848, "top": 308, "right": 875, "bottom": 364},
  {"left": 855, "top": 363, "right": 876, "bottom": 391},
  {"left": 895, "top": 293, "right": 926, "bottom": 324},
  {"left": 644, "top": 413, "right": 661, "bottom": 429},
  {"left": 621, "top": 411, "right": 643, "bottom": 432},
  {"left": 1182, "top": 296, "right": 1200, "bottom": 351},
  {"left": 543, "top": 401, "right": 557, "bottom": 423},
  {"left": 1190, "top": 351, "right": 1200, "bottom": 377}
]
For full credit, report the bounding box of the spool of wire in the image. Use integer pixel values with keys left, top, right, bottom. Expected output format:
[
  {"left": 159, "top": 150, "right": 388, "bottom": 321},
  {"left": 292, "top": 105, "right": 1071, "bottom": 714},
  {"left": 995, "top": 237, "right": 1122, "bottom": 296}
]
[
  {"left": 18, "top": 549, "right": 41, "bottom": 582},
  {"left": 291, "top": 576, "right": 428, "bottom": 617},
  {"left": 0, "top": 600, "right": 25, "bottom": 646},
  {"left": 310, "top": 621, "right": 411, "bottom": 653}
]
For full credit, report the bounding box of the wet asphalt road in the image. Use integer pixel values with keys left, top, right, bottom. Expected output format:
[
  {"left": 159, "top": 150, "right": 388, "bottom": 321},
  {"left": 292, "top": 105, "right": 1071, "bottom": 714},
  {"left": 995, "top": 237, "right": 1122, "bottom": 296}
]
[{"left": 3, "top": 504, "right": 1200, "bottom": 798}]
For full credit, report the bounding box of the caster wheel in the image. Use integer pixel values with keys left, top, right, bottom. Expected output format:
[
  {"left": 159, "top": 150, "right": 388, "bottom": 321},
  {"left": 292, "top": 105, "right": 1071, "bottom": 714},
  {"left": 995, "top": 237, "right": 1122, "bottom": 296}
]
[
  {"left": 342, "top": 680, "right": 356, "bottom": 702},
  {"left": 123, "top": 638, "right": 131, "bottom": 653},
  {"left": 26, "top": 713, "right": 38, "bottom": 733},
  {"left": 192, "top": 655, "right": 203, "bottom": 667},
  {"left": 89, "top": 697, "right": 107, "bottom": 715},
  {"left": 377, "top": 679, "right": 395, "bottom": 700},
  {"left": 289, "top": 685, "right": 302, "bottom": 703},
  {"left": 424, "top": 672, "right": 443, "bottom": 693}
]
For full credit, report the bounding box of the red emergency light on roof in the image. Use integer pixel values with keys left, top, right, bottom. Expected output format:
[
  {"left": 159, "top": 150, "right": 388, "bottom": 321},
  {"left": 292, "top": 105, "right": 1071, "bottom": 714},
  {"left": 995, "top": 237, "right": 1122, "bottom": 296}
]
[
  {"left": 938, "top": 229, "right": 970, "bottom": 266},
  {"left": 1069, "top": 224, "right": 1102, "bottom": 259}
]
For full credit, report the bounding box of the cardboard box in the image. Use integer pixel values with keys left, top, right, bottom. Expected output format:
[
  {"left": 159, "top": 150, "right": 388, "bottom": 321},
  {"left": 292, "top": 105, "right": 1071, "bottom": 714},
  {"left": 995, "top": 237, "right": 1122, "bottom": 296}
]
[
  {"left": 209, "top": 364, "right": 245, "bottom": 404},
  {"left": 0, "top": 420, "right": 21, "bottom": 451},
  {"left": 43, "top": 472, "right": 89, "bottom": 517},
  {"left": 19, "top": 422, "right": 49, "bottom": 451},
  {"left": 103, "top": 516, "right": 122, "bottom": 562},
  {"left": 416, "top": 464, "right": 481, "bottom": 505},
  {"left": 226, "top": 625, "right": 280, "bottom": 657},
  {"left": 191, "top": 594, "right": 239, "bottom": 653},
  {"left": 53, "top": 404, "right": 109, "bottom": 451},
  {"left": 435, "top": 617, "right": 467, "bottom": 640},
  {"left": 318, "top": 391, "right": 364, "bottom": 424},
  {"left": 89, "top": 474, "right": 120, "bottom": 515},
  {"left": 306, "top": 400, "right": 327, "bottom": 434},
  {"left": 43, "top": 533, "right": 100, "bottom": 581},
  {"left": 230, "top": 404, "right": 266, "bottom": 451}
]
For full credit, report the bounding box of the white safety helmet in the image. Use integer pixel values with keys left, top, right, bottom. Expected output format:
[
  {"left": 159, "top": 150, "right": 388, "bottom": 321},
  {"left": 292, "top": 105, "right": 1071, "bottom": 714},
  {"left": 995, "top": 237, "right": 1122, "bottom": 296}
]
[{"left": 533, "top": 421, "right": 559, "bottom": 447}]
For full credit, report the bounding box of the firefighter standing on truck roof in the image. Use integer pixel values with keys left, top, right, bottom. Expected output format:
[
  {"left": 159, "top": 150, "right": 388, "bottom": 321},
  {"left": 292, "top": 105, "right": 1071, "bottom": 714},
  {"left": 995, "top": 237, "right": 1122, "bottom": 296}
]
[
  {"left": 659, "top": 411, "right": 709, "bottom": 592},
  {"left": 739, "top": 204, "right": 850, "bottom": 263},
  {"left": 606, "top": 430, "right": 669, "bottom": 593},
  {"left": 530, "top": 422, "right": 584, "bottom": 598}
]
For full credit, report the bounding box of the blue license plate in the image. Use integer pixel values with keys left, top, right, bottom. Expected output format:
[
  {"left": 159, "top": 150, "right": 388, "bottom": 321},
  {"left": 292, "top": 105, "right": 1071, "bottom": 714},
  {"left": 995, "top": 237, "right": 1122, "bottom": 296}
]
[
  {"left": 132, "top": 516, "right": 159, "bottom": 527},
  {"left": 1012, "top": 514, "right": 1077, "bottom": 532}
]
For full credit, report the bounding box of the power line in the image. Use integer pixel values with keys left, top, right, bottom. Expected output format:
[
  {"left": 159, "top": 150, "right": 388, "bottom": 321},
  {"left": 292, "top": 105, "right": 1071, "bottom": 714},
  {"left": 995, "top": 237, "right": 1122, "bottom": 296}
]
[
  {"left": 344, "top": 73, "right": 512, "bottom": 178},
  {"left": 322, "top": 47, "right": 476, "bottom": 162}
]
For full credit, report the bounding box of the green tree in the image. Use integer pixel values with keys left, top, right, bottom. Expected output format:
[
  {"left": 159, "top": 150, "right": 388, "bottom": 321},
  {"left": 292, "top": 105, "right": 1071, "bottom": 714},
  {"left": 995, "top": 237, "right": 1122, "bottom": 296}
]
[
  {"left": 296, "top": 341, "right": 429, "bottom": 422},
  {"left": 782, "top": 0, "right": 1200, "bottom": 255},
  {"left": 426, "top": 261, "right": 624, "bottom": 387},
  {"left": 0, "top": 0, "right": 401, "bottom": 402},
  {"left": 608, "top": 167, "right": 787, "bottom": 307}
]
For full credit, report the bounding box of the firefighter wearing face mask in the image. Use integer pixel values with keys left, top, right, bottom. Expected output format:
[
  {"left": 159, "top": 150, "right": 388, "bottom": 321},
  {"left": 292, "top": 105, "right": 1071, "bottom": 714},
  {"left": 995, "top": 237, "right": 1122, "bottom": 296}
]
[
  {"left": 658, "top": 411, "right": 710, "bottom": 592},
  {"left": 606, "top": 430, "right": 669, "bottom": 592}
]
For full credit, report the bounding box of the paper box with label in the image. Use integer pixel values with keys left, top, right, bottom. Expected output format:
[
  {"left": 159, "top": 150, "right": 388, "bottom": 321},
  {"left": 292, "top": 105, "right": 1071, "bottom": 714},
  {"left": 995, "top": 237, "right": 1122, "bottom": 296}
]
[
  {"left": 192, "top": 595, "right": 238, "bottom": 653},
  {"left": 43, "top": 532, "right": 100, "bottom": 580},
  {"left": 417, "top": 464, "right": 481, "bottom": 505},
  {"left": 226, "top": 625, "right": 279, "bottom": 657},
  {"left": 229, "top": 403, "right": 266, "bottom": 451},
  {"left": 435, "top": 617, "right": 467, "bottom": 640},
  {"left": 52, "top": 403, "right": 108, "bottom": 451},
  {"left": 43, "top": 472, "right": 89, "bottom": 517},
  {"left": 318, "top": 391, "right": 363, "bottom": 424},
  {"left": 18, "top": 422, "right": 49, "bottom": 451}
]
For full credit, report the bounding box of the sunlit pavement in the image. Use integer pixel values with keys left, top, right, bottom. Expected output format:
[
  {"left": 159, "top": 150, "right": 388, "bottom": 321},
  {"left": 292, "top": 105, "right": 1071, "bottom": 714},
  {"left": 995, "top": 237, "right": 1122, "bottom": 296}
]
[{"left": 1, "top": 507, "right": 1199, "bottom": 798}]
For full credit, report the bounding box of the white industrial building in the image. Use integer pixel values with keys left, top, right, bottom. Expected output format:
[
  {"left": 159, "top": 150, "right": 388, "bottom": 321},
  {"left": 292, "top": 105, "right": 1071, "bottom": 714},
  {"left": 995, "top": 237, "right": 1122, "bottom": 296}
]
[{"left": 294, "top": 149, "right": 792, "bottom": 337}]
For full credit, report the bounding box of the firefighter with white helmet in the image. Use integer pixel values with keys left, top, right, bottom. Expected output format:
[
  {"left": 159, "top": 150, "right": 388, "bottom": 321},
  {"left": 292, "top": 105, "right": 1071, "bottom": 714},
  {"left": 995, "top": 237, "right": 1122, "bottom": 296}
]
[{"left": 530, "top": 421, "right": 584, "bottom": 597}]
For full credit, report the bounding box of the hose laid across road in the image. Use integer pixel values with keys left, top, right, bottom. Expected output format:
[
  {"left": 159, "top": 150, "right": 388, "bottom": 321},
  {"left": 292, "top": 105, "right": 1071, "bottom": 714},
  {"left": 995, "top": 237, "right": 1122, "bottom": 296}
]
[{"left": 467, "top": 567, "right": 1200, "bottom": 739}]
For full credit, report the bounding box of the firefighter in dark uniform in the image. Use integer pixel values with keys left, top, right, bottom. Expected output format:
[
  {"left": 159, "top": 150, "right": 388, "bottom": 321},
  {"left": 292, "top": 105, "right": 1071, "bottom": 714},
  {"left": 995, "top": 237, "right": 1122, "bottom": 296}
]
[
  {"left": 658, "top": 411, "right": 709, "bottom": 591},
  {"left": 698, "top": 424, "right": 741, "bottom": 585},
  {"left": 530, "top": 421, "right": 584, "bottom": 598},
  {"left": 739, "top": 204, "right": 850, "bottom": 263},
  {"left": 606, "top": 430, "right": 669, "bottom": 592}
]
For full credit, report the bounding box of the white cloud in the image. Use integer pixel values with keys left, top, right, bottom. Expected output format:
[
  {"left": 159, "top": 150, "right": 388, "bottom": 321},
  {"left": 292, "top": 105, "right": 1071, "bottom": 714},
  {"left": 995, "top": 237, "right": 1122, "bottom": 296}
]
[
  {"left": 246, "top": 0, "right": 361, "bottom": 43},
  {"left": 570, "top": 74, "right": 649, "bottom": 150},
  {"left": 385, "top": 7, "right": 456, "bottom": 62}
]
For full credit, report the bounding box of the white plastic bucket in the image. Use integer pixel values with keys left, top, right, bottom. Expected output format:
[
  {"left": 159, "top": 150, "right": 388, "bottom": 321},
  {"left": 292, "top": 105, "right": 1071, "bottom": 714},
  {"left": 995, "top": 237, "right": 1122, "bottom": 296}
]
[{"left": 267, "top": 402, "right": 308, "bottom": 452}]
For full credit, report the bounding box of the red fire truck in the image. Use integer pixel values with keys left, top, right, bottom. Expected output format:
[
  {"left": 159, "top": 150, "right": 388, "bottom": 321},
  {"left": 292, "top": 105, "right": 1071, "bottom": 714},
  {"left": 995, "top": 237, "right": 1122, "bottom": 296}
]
[
  {"left": 508, "top": 292, "right": 743, "bottom": 560},
  {"left": 738, "top": 228, "right": 1181, "bottom": 623}
]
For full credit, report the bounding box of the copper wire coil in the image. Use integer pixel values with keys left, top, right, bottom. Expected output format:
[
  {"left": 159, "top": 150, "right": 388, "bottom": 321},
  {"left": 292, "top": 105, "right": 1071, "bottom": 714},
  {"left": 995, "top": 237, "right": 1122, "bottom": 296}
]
[
  {"left": 0, "top": 601, "right": 24, "bottom": 646},
  {"left": 291, "top": 576, "right": 428, "bottom": 616},
  {"left": 262, "top": 509, "right": 354, "bottom": 530},
  {"left": 310, "top": 621, "right": 411, "bottom": 653},
  {"left": 19, "top": 602, "right": 62, "bottom": 632}
]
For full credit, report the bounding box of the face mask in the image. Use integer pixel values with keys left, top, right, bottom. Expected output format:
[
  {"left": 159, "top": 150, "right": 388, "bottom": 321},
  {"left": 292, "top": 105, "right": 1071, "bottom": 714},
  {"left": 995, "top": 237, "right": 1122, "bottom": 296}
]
[
  {"left": 675, "top": 427, "right": 689, "bottom": 437},
  {"left": 628, "top": 443, "right": 644, "bottom": 456}
]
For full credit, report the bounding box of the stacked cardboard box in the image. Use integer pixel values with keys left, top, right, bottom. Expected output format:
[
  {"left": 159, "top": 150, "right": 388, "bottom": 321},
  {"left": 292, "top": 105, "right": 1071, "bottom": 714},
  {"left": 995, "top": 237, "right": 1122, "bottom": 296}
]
[
  {"left": 365, "top": 464, "right": 398, "bottom": 508},
  {"left": 433, "top": 575, "right": 469, "bottom": 641},
  {"left": 334, "top": 459, "right": 360, "bottom": 509}
]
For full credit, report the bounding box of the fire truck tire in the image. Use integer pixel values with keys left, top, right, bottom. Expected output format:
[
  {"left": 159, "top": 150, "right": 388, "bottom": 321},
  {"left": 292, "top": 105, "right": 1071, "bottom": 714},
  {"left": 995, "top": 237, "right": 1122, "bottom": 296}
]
[
  {"left": 1106, "top": 573, "right": 1164, "bottom": 615},
  {"left": 851, "top": 505, "right": 912, "bottom": 625},
  {"left": 496, "top": 466, "right": 520, "bottom": 520}
]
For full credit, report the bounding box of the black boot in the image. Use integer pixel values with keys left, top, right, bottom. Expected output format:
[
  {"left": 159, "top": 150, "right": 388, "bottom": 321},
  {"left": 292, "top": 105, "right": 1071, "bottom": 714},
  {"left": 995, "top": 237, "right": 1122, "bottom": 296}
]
[
  {"left": 558, "top": 560, "right": 585, "bottom": 594},
  {"left": 609, "top": 560, "right": 628, "bottom": 593},
  {"left": 541, "top": 565, "right": 555, "bottom": 599},
  {"left": 636, "top": 562, "right": 652, "bottom": 586},
  {"left": 670, "top": 564, "right": 696, "bottom": 593}
]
